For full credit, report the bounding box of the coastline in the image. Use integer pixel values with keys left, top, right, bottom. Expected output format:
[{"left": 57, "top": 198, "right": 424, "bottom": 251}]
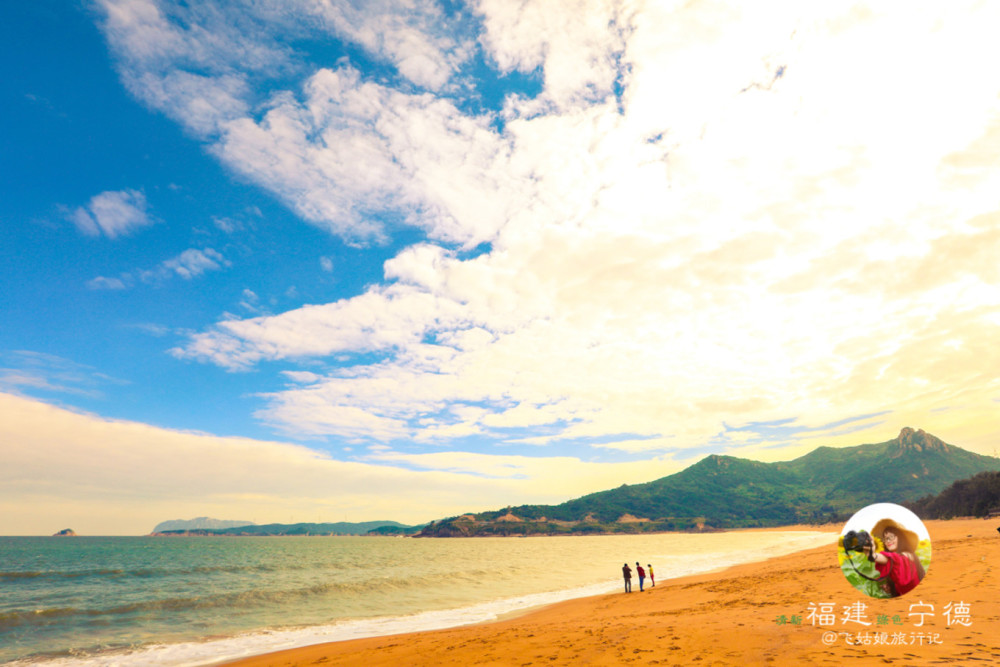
[
  {"left": 221, "top": 518, "right": 999, "bottom": 666},
  {"left": 2, "top": 529, "right": 833, "bottom": 666}
]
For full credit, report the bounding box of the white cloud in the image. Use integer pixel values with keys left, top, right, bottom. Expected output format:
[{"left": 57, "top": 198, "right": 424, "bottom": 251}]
[
  {"left": 95, "top": 2, "right": 522, "bottom": 246},
  {"left": 282, "top": 370, "right": 322, "bottom": 384},
  {"left": 104, "top": 2, "right": 1000, "bottom": 457},
  {"left": 210, "top": 66, "right": 518, "bottom": 246},
  {"left": 96, "top": 0, "right": 277, "bottom": 136},
  {"left": 474, "top": 0, "right": 627, "bottom": 109},
  {"left": 71, "top": 189, "right": 151, "bottom": 239},
  {"left": 306, "top": 0, "right": 474, "bottom": 91},
  {"left": 172, "top": 281, "right": 469, "bottom": 369},
  {"left": 96, "top": 0, "right": 476, "bottom": 137}
]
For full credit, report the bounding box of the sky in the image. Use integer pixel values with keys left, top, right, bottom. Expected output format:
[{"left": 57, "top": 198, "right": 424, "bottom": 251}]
[{"left": 2, "top": 1, "right": 999, "bottom": 535}]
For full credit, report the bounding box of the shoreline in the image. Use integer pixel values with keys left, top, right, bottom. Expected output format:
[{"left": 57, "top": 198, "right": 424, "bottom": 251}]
[
  {"left": 220, "top": 518, "right": 999, "bottom": 666},
  {"left": 191, "top": 528, "right": 833, "bottom": 666},
  {"left": 209, "top": 528, "right": 838, "bottom": 666}
]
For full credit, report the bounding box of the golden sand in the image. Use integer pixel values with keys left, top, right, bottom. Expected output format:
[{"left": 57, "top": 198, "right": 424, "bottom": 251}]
[{"left": 223, "top": 519, "right": 999, "bottom": 666}]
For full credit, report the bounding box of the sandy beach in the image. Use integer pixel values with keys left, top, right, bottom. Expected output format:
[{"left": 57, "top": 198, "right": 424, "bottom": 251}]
[{"left": 222, "top": 519, "right": 999, "bottom": 666}]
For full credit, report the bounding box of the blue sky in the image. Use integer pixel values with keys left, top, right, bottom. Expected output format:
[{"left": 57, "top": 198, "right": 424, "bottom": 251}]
[
  {"left": 3, "top": 1, "right": 1000, "bottom": 534},
  {"left": 2, "top": 2, "right": 396, "bottom": 439}
]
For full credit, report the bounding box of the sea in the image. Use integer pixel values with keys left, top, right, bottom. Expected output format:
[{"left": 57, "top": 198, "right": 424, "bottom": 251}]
[{"left": 0, "top": 531, "right": 834, "bottom": 666}]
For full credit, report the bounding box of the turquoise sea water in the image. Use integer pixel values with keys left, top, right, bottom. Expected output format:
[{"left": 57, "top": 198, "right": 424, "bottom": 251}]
[{"left": 1, "top": 531, "right": 834, "bottom": 665}]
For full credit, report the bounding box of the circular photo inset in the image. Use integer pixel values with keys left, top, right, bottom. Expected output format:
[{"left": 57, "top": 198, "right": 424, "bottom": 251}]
[{"left": 837, "top": 503, "right": 931, "bottom": 598}]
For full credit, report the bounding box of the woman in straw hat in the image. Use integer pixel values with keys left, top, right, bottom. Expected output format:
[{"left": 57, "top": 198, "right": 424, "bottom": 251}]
[{"left": 862, "top": 517, "right": 926, "bottom": 597}]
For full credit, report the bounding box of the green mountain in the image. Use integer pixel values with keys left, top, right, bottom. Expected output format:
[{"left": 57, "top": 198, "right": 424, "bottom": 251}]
[
  {"left": 151, "top": 520, "right": 423, "bottom": 536},
  {"left": 417, "top": 427, "right": 999, "bottom": 536},
  {"left": 906, "top": 470, "right": 1000, "bottom": 519}
]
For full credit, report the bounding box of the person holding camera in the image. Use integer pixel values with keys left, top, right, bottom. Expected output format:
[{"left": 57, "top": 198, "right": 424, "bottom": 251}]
[{"left": 861, "top": 518, "right": 925, "bottom": 597}]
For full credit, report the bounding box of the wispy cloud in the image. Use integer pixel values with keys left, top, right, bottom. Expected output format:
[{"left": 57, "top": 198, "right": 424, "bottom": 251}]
[
  {"left": 89, "top": 248, "right": 230, "bottom": 289},
  {"left": 70, "top": 189, "right": 152, "bottom": 239},
  {"left": 153, "top": 247, "right": 228, "bottom": 280},
  {"left": 212, "top": 216, "right": 241, "bottom": 234},
  {"left": 86, "top": 276, "right": 128, "bottom": 290},
  {"left": 0, "top": 351, "right": 125, "bottom": 399}
]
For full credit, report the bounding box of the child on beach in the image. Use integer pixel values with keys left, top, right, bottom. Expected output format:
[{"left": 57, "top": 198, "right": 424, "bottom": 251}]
[{"left": 648, "top": 564, "right": 654, "bottom": 587}]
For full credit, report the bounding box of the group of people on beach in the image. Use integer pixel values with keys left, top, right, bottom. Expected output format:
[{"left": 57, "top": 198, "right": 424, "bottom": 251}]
[{"left": 621, "top": 561, "right": 654, "bottom": 592}]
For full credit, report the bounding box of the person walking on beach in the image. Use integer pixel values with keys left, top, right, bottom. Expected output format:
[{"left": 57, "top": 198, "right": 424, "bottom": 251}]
[
  {"left": 622, "top": 563, "right": 632, "bottom": 592},
  {"left": 648, "top": 564, "right": 655, "bottom": 587},
  {"left": 636, "top": 562, "right": 646, "bottom": 591}
]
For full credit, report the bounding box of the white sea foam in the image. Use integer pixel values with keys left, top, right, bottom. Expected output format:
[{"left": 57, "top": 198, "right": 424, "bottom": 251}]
[{"left": 13, "top": 532, "right": 834, "bottom": 667}]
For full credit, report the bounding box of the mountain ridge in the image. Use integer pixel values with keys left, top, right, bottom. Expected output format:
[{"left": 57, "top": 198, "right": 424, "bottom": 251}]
[{"left": 416, "top": 427, "right": 999, "bottom": 536}]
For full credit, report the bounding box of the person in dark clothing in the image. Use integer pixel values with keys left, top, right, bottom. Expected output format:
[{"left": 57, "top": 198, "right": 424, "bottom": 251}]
[{"left": 622, "top": 563, "right": 632, "bottom": 592}]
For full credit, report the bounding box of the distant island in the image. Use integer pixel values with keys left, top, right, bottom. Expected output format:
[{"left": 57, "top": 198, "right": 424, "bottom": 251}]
[
  {"left": 416, "top": 427, "right": 1000, "bottom": 537},
  {"left": 52, "top": 528, "right": 76, "bottom": 537},
  {"left": 150, "top": 520, "right": 424, "bottom": 537},
  {"left": 152, "top": 517, "right": 256, "bottom": 533}
]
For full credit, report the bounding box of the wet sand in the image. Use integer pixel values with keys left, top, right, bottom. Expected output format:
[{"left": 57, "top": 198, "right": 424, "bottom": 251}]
[{"left": 222, "top": 519, "right": 999, "bottom": 666}]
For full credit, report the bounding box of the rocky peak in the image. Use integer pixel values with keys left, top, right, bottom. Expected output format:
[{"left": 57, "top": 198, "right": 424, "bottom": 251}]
[{"left": 890, "top": 427, "right": 949, "bottom": 456}]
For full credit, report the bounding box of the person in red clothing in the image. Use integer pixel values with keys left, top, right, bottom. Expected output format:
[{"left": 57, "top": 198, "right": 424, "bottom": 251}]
[
  {"left": 862, "top": 518, "right": 925, "bottom": 597},
  {"left": 635, "top": 562, "right": 646, "bottom": 591}
]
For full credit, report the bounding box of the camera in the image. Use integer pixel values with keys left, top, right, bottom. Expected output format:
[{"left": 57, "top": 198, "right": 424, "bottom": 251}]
[{"left": 842, "top": 529, "right": 873, "bottom": 553}]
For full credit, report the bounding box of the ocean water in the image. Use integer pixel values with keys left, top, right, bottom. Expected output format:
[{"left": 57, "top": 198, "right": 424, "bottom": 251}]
[{"left": 1, "top": 531, "right": 834, "bottom": 666}]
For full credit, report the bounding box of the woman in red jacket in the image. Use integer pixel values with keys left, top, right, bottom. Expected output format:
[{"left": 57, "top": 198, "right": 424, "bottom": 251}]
[{"left": 863, "top": 518, "right": 926, "bottom": 597}]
